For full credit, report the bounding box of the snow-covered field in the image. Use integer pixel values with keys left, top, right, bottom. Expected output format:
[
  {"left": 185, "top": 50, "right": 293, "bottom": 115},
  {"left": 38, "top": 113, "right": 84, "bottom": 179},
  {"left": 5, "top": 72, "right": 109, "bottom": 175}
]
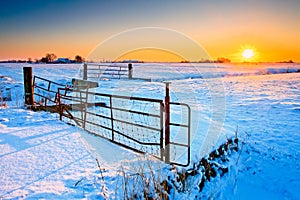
[{"left": 1, "top": 63, "right": 300, "bottom": 199}]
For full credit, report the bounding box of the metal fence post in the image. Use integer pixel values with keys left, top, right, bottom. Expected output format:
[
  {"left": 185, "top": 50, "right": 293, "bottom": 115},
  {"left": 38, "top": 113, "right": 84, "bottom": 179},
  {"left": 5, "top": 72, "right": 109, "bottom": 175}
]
[
  {"left": 128, "top": 63, "right": 133, "bottom": 79},
  {"left": 57, "top": 89, "right": 63, "bottom": 120},
  {"left": 110, "top": 96, "right": 114, "bottom": 141},
  {"left": 160, "top": 102, "right": 164, "bottom": 161},
  {"left": 83, "top": 63, "right": 88, "bottom": 80},
  {"left": 23, "top": 67, "right": 34, "bottom": 105},
  {"left": 164, "top": 82, "right": 171, "bottom": 163}
]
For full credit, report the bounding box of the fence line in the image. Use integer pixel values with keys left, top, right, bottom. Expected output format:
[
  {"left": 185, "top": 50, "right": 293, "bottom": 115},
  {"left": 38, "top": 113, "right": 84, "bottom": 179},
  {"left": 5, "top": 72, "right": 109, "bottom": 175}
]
[
  {"left": 57, "top": 87, "right": 165, "bottom": 160},
  {"left": 32, "top": 75, "right": 68, "bottom": 112},
  {"left": 82, "top": 63, "right": 132, "bottom": 80},
  {"left": 26, "top": 68, "right": 191, "bottom": 166}
]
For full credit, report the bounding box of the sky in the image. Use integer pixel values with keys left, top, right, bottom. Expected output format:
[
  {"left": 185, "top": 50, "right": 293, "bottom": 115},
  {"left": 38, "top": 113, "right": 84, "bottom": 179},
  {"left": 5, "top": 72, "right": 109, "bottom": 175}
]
[{"left": 1, "top": 0, "right": 300, "bottom": 62}]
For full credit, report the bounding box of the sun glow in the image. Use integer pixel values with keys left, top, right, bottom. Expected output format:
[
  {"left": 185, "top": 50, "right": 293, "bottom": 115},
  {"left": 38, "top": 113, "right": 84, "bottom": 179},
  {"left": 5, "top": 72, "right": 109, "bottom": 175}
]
[
  {"left": 238, "top": 44, "right": 259, "bottom": 62},
  {"left": 242, "top": 49, "right": 254, "bottom": 59}
]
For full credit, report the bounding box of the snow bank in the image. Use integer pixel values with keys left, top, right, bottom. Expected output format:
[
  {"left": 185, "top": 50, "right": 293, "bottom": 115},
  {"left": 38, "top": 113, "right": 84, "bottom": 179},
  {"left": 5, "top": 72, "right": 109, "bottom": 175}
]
[{"left": 0, "top": 62, "right": 299, "bottom": 199}]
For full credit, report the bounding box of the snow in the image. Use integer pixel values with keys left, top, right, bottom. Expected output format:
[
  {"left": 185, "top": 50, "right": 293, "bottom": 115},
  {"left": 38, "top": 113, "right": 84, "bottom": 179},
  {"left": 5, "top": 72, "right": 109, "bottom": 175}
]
[
  {"left": 0, "top": 107, "right": 146, "bottom": 199},
  {"left": 1, "top": 62, "right": 300, "bottom": 199}
]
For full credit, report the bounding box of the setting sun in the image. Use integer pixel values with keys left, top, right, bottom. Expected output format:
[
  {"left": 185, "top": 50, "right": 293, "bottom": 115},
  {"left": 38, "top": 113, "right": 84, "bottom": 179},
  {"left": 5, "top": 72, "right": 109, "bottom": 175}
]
[
  {"left": 242, "top": 49, "right": 254, "bottom": 59},
  {"left": 236, "top": 44, "right": 259, "bottom": 62}
]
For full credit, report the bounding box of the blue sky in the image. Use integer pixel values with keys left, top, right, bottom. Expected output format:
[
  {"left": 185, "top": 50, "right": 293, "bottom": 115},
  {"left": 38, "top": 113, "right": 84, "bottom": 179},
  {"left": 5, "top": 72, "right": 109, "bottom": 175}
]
[{"left": 1, "top": 0, "right": 300, "bottom": 61}]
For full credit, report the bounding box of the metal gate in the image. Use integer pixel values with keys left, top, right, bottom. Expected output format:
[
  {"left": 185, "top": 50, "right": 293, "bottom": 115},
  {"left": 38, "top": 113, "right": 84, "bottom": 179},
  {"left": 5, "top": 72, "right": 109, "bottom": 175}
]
[
  {"left": 57, "top": 87, "right": 165, "bottom": 161},
  {"left": 31, "top": 75, "right": 191, "bottom": 166},
  {"left": 82, "top": 63, "right": 131, "bottom": 80},
  {"left": 32, "top": 76, "right": 66, "bottom": 112},
  {"left": 168, "top": 102, "right": 191, "bottom": 166}
]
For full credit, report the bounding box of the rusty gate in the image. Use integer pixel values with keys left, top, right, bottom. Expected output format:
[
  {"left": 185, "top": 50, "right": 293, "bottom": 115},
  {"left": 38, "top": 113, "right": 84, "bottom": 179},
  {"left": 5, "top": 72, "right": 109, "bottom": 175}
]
[{"left": 32, "top": 75, "right": 191, "bottom": 166}]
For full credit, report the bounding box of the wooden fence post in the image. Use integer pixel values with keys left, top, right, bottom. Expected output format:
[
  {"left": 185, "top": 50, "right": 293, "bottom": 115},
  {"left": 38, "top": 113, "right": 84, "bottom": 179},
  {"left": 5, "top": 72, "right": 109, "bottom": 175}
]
[
  {"left": 164, "top": 82, "right": 171, "bottom": 164},
  {"left": 57, "top": 89, "right": 63, "bottom": 120},
  {"left": 128, "top": 63, "right": 133, "bottom": 79},
  {"left": 23, "top": 67, "right": 34, "bottom": 105},
  {"left": 83, "top": 63, "right": 88, "bottom": 80}
]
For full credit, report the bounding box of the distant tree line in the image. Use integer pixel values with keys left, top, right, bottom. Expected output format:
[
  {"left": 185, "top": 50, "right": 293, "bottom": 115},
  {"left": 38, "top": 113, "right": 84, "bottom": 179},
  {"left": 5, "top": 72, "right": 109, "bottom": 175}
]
[
  {"left": 34, "top": 53, "right": 85, "bottom": 63},
  {"left": 180, "top": 57, "right": 231, "bottom": 63},
  {"left": 0, "top": 53, "right": 85, "bottom": 64}
]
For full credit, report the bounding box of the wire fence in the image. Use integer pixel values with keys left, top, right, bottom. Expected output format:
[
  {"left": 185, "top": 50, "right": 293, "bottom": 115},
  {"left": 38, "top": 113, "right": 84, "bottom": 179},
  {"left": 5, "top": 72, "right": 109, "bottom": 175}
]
[
  {"left": 32, "top": 76, "right": 68, "bottom": 112},
  {"left": 57, "top": 87, "right": 165, "bottom": 160},
  {"left": 30, "top": 73, "right": 191, "bottom": 166},
  {"left": 81, "top": 63, "right": 131, "bottom": 81}
]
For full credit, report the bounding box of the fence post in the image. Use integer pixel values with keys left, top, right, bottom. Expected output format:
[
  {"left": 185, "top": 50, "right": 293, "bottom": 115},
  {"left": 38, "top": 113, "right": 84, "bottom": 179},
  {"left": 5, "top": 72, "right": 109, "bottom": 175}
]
[
  {"left": 57, "top": 89, "right": 63, "bottom": 120},
  {"left": 82, "top": 87, "right": 89, "bottom": 129},
  {"left": 83, "top": 63, "right": 87, "bottom": 80},
  {"left": 23, "top": 67, "right": 34, "bottom": 105},
  {"left": 128, "top": 63, "right": 133, "bottom": 79},
  {"left": 110, "top": 96, "right": 114, "bottom": 141},
  {"left": 164, "top": 82, "right": 171, "bottom": 164}
]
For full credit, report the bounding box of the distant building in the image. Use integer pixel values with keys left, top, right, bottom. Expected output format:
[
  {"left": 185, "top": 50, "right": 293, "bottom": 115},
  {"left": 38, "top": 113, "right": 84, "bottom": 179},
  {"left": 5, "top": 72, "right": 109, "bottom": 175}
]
[{"left": 53, "top": 58, "right": 75, "bottom": 64}]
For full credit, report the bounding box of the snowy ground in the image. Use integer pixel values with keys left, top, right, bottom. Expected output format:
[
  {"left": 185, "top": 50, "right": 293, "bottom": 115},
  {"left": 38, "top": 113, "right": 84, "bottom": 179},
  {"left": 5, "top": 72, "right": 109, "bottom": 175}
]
[{"left": 1, "top": 63, "right": 300, "bottom": 199}]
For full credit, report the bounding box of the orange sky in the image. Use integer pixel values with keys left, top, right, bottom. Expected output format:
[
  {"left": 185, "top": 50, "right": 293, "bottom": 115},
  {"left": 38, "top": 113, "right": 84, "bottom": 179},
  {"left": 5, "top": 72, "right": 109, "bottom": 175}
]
[{"left": 1, "top": 0, "right": 300, "bottom": 62}]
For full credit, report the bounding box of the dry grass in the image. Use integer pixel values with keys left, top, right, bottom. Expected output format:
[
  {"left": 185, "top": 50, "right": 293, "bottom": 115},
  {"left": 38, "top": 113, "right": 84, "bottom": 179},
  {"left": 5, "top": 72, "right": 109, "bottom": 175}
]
[{"left": 111, "top": 136, "right": 239, "bottom": 199}]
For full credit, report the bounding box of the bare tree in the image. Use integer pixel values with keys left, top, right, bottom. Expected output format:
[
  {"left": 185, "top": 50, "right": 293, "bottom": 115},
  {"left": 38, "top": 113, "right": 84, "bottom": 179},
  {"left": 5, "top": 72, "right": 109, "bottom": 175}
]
[
  {"left": 75, "top": 55, "right": 85, "bottom": 63},
  {"left": 45, "top": 53, "right": 57, "bottom": 63}
]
